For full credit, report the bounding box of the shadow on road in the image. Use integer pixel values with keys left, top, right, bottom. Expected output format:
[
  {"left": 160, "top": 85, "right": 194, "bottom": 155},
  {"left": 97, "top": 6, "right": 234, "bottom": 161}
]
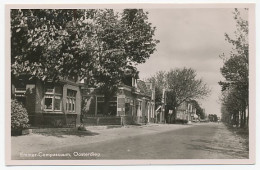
[
  {"left": 106, "top": 125, "right": 123, "bottom": 129},
  {"left": 34, "top": 130, "right": 99, "bottom": 138}
]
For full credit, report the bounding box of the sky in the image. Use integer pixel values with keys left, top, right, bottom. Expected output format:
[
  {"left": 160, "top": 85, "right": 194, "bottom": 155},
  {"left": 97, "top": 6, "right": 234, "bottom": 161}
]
[{"left": 137, "top": 8, "right": 243, "bottom": 117}]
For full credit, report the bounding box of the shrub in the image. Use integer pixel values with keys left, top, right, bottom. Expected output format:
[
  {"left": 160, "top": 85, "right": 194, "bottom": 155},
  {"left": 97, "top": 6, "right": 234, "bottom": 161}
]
[
  {"left": 11, "top": 99, "right": 30, "bottom": 131},
  {"left": 183, "top": 119, "right": 188, "bottom": 124},
  {"left": 175, "top": 119, "right": 188, "bottom": 124}
]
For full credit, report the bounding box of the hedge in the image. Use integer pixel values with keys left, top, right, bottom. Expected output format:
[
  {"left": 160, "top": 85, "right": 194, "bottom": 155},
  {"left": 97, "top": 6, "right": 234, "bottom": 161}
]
[{"left": 11, "top": 99, "right": 30, "bottom": 131}]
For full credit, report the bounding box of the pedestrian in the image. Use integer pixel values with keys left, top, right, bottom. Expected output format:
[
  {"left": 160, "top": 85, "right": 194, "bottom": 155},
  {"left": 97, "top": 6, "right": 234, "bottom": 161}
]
[{"left": 144, "top": 116, "right": 148, "bottom": 125}]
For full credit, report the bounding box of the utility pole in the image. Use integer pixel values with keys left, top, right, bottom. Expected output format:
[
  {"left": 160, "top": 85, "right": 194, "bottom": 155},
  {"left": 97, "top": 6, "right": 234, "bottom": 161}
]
[{"left": 162, "top": 88, "right": 166, "bottom": 123}]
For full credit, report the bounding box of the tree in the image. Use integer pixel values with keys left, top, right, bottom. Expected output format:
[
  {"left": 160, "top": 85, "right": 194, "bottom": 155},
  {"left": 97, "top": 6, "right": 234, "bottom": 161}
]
[
  {"left": 147, "top": 71, "right": 166, "bottom": 109},
  {"left": 219, "top": 8, "right": 249, "bottom": 128},
  {"left": 148, "top": 68, "right": 210, "bottom": 123},
  {"left": 220, "top": 89, "right": 241, "bottom": 126},
  {"left": 89, "top": 9, "right": 159, "bottom": 112},
  {"left": 208, "top": 114, "right": 218, "bottom": 122},
  {"left": 11, "top": 9, "right": 159, "bottom": 113},
  {"left": 11, "top": 9, "right": 94, "bottom": 81},
  {"left": 165, "top": 68, "right": 210, "bottom": 122},
  {"left": 221, "top": 103, "right": 230, "bottom": 123},
  {"left": 190, "top": 100, "right": 205, "bottom": 119}
]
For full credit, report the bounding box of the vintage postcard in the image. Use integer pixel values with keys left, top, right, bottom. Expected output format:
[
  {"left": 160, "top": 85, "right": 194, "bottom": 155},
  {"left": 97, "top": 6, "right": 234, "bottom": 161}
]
[{"left": 5, "top": 3, "right": 256, "bottom": 165}]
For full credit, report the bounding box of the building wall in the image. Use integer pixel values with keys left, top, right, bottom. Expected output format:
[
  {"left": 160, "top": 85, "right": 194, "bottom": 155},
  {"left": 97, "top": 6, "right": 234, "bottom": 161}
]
[
  {"left": 175, "top": 101, "right": 197, "bottom": 122},
  {"left": 117, "top": 95, "right": 125, "bottom": 116},
  {"left": 63, "top": 84, "right": 81, "bottom": 125},
  {"left": 80, "top": 83, "right": 155, "bottom": 125},
  {"left": 35, "top": 80, "right": 44, "bottom": 114},
  {"left": 12, "top": 78, "right": 81, "bottom": 127}
]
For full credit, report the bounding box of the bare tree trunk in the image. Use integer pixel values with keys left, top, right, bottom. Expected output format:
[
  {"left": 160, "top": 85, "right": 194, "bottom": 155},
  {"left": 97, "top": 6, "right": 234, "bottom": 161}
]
[
  {"left": 240, "top": 110, "right": 243, "bottom": 128},
  {"left": 247, "top": 113, "right": 249, "bottom": 128},
  {"left": 168, "top": 106, "right": 176, "bottom": 124},
  {"left": 235, "top": 112, "right": 239, "bottom": 127},
  {"left": 169, "top": 113, "right": 175, "bottom": 124},
  {"left": 243, "top": 109, "right": 247, "bottom": 128},
  {"left": 247, "top": 106, "right": 249, "bottom": 128}
]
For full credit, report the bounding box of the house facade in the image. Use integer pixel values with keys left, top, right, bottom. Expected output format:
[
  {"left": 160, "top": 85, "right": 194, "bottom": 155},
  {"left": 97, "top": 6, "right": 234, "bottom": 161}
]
[
  {"left": 81, "top": 76, "right": 156, "bottom": 125},
  {"left": 11, "top": 75, "right": 81, "bottom": 127},
  {"left": 175, "top": 101, "right": 196, "bottom": 122}
]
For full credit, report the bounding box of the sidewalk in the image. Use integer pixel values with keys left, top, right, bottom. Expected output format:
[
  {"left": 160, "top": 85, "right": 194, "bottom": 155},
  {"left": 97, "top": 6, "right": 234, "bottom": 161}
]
[{"left": 11, "top": 123, "right": 193, "bottom": 158}]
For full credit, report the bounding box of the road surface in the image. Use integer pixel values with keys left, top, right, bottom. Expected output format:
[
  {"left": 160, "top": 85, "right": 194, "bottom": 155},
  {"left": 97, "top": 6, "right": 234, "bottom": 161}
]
[{"left": 13, "top": 123, "right": 248, "bottom": 160}]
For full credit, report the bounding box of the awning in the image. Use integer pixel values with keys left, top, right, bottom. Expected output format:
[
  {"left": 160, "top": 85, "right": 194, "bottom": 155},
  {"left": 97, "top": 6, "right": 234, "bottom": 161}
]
[{"left": 156, "top": 105, "right": 162, "bottom": 112}]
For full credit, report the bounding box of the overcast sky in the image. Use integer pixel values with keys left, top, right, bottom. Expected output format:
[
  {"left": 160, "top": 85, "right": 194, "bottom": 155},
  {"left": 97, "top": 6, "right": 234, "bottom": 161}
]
[{"left": 137, "top": 8, "right": 243, "bottom": 116}]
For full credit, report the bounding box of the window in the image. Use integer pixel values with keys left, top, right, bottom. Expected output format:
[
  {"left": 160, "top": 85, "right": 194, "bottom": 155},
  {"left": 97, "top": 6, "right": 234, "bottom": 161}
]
[
  {"left": 14, "top": 82, "right": 26, "bottom": 106},
  {"left": 139, "top": 101, "right": 142, "bottom": 110},
  {"left": 137, "top": 101, "right": 142, "bottom": 117},
  {"left": 67, "top": 89, "right": 77, "bottom": 112},
  {"left": 43, "top": 84, "right": 62, "bottom": 111},
  {"left": 72, "top": 100, "right": 75, "bottom": 111},
  {"left": 70, "top": 99, "right": 72, "bottom": 111},
  {"left": 54, "top": 96, "right": 62, "bottom": 110},
  {"left": 44, "top": 96, "right": 53, "bottom": 110}
]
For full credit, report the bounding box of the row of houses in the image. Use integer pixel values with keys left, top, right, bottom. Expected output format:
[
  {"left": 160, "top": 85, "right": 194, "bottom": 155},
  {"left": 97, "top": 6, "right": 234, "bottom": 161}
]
[
  {"left": 12, "top": 70, "right": 200, "bottom": 127},
  {"left": 11, "top": 70, "right": 156, "bottom": 127},
  {"left": 156, "top": 99, "right": 198, "bottom": 124}
]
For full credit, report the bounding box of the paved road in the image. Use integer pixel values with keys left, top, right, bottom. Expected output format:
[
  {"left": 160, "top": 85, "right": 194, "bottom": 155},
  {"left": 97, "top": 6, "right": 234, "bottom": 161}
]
[{"left": 16, "top": 123, "right": 248, "bottom": 160}]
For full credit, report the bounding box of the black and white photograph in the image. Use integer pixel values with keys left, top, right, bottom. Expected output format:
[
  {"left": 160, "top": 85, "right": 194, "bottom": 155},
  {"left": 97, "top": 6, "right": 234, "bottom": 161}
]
[{"left": 5, "top": 3, "right": 256, "bottom": 165}]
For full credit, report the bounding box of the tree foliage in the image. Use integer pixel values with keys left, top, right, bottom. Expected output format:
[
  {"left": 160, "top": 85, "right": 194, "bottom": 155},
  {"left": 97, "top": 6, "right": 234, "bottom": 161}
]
[
  {"left": 11, "top": 9, "right": 159, "bottom": 91},
  {"left": 220, "top": 89, "right": 241, "bottom": 126},
  {"left": 11, "top": 9, "right": 159, "bottom": 114},
  {"left": 208, "top": 114, "right": 218, "bottom": 122},
  {"left": 190, "top": 100, "right": 205, "bottom": 119},
  {"left": 148, "top": 68, "right": 210, "bottom": 118},
  {"left": 219, "top": 9, "right": 249, "bottom": 128},
  {"left": 165, "top": 68, "right": 210, "bottom": 108}
]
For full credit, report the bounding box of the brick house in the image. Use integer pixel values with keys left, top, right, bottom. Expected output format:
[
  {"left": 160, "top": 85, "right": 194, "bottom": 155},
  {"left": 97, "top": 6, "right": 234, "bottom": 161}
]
[
  {"left": 12, "top": 70, "right": 156, "bottom": 126},
  {"left": 11, "top": 75, "right": 81, "bottom": 127},
  {"left": 81, "top": 73, "right": 156, "bottom": 125}
]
